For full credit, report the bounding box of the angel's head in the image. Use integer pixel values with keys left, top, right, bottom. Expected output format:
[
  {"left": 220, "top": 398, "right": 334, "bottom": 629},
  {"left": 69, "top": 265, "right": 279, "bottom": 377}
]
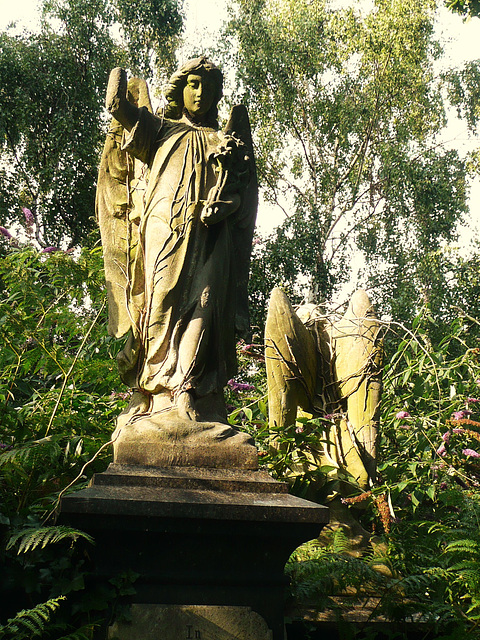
[{"left": 164, "top": 56, "right": 223, "bottom": 128}]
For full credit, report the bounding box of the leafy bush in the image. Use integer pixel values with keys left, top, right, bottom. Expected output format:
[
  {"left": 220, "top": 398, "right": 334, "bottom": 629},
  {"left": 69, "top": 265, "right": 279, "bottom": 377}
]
[
  {"left": 3, "top": 239, "right": 480, "bottom": 638},
  {"left": 236, "top": 311, "right": 480, "bottom": 637},
  {"left": 0, "top": 243, "right": 129, "bottom": 637}
]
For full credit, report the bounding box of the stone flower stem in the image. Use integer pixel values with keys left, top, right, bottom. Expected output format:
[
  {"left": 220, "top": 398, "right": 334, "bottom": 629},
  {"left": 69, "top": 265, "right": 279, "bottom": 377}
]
[{"left": 208, "top": 162, "right": 229, "bottom": 205}]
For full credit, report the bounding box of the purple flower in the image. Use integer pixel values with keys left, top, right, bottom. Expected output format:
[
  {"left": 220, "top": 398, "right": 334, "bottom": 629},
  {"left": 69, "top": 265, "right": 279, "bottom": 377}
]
[
  {"left": 462, "top": 448, "right": 480, "bottom": 459},
  {"left": 295, "top": 425, "right": 304, "bottom": 434},
  {"left": 396, "top": 411, "right": 411, "bottom": 419},
  {"left": 227, "top": 379, "right": 255, "bottom": 392},
  {"left": 22, "top": 207, "right": 34, "bottom": 226},
  {"left": 442, "top": 431, "right": 451, "bottom": 444},
  {"left": 109, "top": 390, "right": 130, "bottom": 400},
  {"left": 0, "top": 226, "right": 12, "bottom": 239},
  {"left": 436, "top": 443, "right": 447, "bottom": 457},
  {"left": 41, "top": 246, "right": 60, "bottom": 253},
  {"left": 453, "top": 428, "right": 465, "bottom": 434},
  {"left": 467, "top": 398, "right": 480, "bottom": 403},
  {"left": 452, "top": 410, "right": 472, "bottom": 420},
  {"left": 439, "top": 481, "right": 447, "bottom": 490}
]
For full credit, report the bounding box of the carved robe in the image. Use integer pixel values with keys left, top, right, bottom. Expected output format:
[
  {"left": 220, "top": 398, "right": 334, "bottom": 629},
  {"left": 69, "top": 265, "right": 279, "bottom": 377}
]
[{"left": 104, "top": 106, "right": 255, "bottom": 401}]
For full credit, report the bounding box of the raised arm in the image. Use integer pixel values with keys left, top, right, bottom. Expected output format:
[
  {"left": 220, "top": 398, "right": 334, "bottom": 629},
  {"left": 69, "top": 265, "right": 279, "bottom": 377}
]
[{"left": 106, "top": 67, "right": 139, "bottom": 132}]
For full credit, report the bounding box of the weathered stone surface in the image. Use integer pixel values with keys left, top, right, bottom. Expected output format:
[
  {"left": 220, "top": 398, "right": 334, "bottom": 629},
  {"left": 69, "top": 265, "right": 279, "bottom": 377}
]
[
  {"left": 59, "top": 465, "right": 328, "bottom": 640},
  {"left": 98, "top": 57, "right": 258, "bottom": 468},
  {"left": 94, "top": 464, "right": 288, "bottom": 493},
  {"left": 108, "top": 604, "right": 273, "bottom": 640},
  {"left": 112, "top": 421, "right": 258, "bottom": 470},
  {"left": 265, "top": 287, "right": 383, "bottom": 490},
  {"left": 62, "top": 464, "right": 327, "bottom": 523}
]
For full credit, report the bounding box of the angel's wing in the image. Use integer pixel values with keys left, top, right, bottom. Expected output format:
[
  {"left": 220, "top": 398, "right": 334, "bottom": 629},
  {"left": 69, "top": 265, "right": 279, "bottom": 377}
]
[
  {"left": 265, "top": 288, "right": 318, "bottom": 432},
  {"left": 224, "top": 105, "right": 258, "bottom": 339},
  {"left": 96, "top": 77, "right": 152, "bottom": 338},
  {"left": 329, "top": 289, "right": 383, "bottom": 487}
]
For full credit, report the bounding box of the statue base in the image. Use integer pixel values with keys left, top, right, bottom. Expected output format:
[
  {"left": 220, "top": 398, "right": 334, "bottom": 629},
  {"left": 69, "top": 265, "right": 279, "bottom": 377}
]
[
  {"left": 112, "top": 413, "right": 259, "bottom": 469},
  {"left": 108, "top": 604, "right": 274, "bottom": 639},
  {"left": 59, "top": 463, "right": 328, "bottom": 639}
]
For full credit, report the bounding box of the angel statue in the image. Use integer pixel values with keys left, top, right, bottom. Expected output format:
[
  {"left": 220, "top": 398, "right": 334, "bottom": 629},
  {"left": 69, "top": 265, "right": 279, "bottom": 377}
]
[
  {"left": 97, "top": 57, "right": 258, "bottom": 469},
  {"left": 265, "top": 288, "right": 383, "bottom": 497}
]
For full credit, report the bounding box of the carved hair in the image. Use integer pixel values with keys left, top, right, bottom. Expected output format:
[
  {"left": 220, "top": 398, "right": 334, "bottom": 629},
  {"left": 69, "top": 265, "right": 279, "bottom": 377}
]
[{"left": 163, "top": 56, "right": 223, "bottom": 127}]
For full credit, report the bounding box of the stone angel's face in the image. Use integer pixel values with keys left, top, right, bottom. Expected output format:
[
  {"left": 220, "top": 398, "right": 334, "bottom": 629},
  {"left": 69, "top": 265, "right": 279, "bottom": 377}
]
[{"left": 183, "top": 73, "right": 216, "bottom": 120}]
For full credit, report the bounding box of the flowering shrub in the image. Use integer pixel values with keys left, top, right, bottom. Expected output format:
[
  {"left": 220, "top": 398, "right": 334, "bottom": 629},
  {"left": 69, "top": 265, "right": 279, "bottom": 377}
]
[
  {"left": 348, "top": 313, "right": 480, "bottom": 633},
  {"left": 4, "top": 238, "right": 480, "bottom": 637},
  {"left": 0, "top": 245, "right": 129, "bottom": 636},
  {"left": 228, "top": 310, "right": 480, "bottom": 635}
]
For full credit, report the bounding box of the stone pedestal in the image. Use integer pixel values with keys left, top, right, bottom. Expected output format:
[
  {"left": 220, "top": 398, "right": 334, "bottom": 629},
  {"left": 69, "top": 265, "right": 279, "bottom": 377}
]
[{"left": 60, "top": 464, "right": 328, "bottom": 639}]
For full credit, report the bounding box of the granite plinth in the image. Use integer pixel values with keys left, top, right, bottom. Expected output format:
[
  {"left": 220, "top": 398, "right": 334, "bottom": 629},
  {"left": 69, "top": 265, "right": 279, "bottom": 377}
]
[
  {"left": 60, "top": 464, "right": 329, "bottom": 640},
  {"left": 63, "top": 464, "right": 324, "bottom": 523},
  {"left": 95, "top": 464, "right": 286, "bottom": 493},
  {"left": 108, "top": 604, "right": 273, "bottom": 639}
]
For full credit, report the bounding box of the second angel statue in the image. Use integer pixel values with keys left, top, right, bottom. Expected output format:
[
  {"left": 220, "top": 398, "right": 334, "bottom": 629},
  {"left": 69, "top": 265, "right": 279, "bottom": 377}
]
[{"left": 97, "top": 57, "right": 258, "bottom": 468}]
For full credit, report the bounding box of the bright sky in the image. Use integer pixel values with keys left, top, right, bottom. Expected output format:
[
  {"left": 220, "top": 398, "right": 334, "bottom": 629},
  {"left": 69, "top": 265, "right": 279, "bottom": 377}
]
[{"left": 2, "top": 0, "right": 480, "bottom": 237}]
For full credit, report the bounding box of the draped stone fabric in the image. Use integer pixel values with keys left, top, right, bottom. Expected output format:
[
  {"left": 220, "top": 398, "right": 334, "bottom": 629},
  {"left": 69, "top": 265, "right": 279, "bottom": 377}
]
[
  {"left": 97, "top": 62, "right": 258, "bottom": 468},
  {"left": 118, "top": 108, "right": 241, "bottom": 399}
]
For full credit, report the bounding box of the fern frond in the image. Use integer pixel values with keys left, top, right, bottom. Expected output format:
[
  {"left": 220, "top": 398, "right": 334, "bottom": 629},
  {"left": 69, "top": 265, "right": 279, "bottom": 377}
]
[
  {"left": 0, "top": 443, "right": 39, "bottom": 468},
  {"left": 423, "top": 566, "right": 451, "bottom": 580},
  {"left": 7, "top": 525, "right": 94, "bottom": 554},
  {"left": 0, "top": 437, "right": 62, "bottom": 469},
  {"left": 0, "top": 596, "right": 65, "bottom": 639},
  {"left": 445, "top": 538, "right": 480, "bottom": 555},
  {"left": 331, "top": 527, "right": 351, "bottom": 554},
  {"left": 449, "top": 565, "right": 480, "bottom": 584}
]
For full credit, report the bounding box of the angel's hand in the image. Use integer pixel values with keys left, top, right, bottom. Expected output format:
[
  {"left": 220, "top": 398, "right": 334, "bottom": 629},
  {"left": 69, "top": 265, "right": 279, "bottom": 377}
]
[
  {"left": 106, "top": 68, "right": 139, "bottom": 132},
  {"left": 106, "top": 68, "right": 127, "bottom": 114},
  {"left": 200, "top": 194, "right": 241, "bottom": 226}
]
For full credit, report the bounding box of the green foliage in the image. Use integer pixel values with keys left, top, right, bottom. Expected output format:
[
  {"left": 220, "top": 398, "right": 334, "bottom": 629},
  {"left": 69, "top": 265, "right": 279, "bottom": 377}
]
[
  {"left": 54, "top": 627, "right": 98, "bottom": 640},
  {"left": 0, "top": 597, "right": 66, "bottom": 639},
  {"left": 0, "top": 244, "right": 124, "bottom": 442},
  {"left": 221, "top": 0, "right": 479, "bottom": 329},
  {"left": 0, "top": 0, "right": 182, "bottom": 248},
  {"left": 0, "top": 4, "right": 115, "bottom": 247},
  {"left": 271, "top": 312, "right": 480, "bottom": 635},
  {"left": 286, "top": 532, "right": 388, "bottom": 612},
  {"left": 446, "top": 0, "right": 480, "bottom": 19},
  {"left": 0, "top": 243, "right": 128, "bottom": 637},
  {"left": 0, "top": 244, "right": 126, "bottom": 527},
  {"left": 113, "top": 0, "right": 183, "bottom": 76},
  {"left": 444, "top": 61, "right": 480, "bottom": 132},
  {"left": 7, "top": 526, "right": 94, "bottom": 555}
]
